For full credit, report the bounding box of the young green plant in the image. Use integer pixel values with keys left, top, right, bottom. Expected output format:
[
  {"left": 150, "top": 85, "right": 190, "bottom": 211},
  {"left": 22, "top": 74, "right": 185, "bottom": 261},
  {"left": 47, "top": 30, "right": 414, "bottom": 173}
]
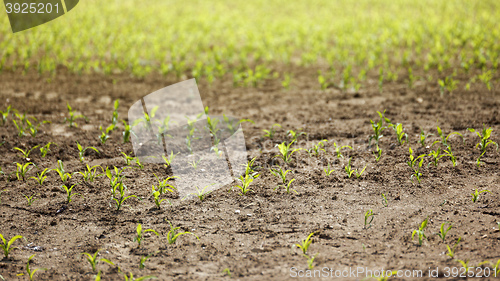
[
  {"left": 165, "top": 220, "right": 199, "bottom": 244},
  {"left": 0, "top": 233, "right": 24, "bottom": 259},
  {"left": 364, "top": 209, "right": 374, "bottom": 229},
  {"left": 25, "top": 254, "right": 46, "bottom": 281},
  {"left": 64, "top": 102, "right": 88, "bottom": 127},
  {"left": 39, "top": 142, "right": 56, "bottom": 157},
  {"left": 276, "top": 140, "right": 303, "bottom": 163},
  {"left": 22, "top": 192, "right": 39, "bottom": 206},
  {"left": 182, "top": 184, "right": 214, "bottom": 201},
  {"left": 411, "top": 217, "right": 428, "bottom": 246},
  {"left": 471, "top": 189, "right": 490, "bottom": 203},
  {"left": 30, "top": 168, "right": 50, "bottom": 185},
  {"left": 270, "top": 166, "right": 297, "bottom": 194},
  {"left": 263, "top": 123, "right": 281, "bottom": 139},
  {"left": 80, "top": 249, "right": 114, "bottom": 272},
  {"left": 62, "top": 184, "right": 82, "bottom": 204},
  {"left": 308, "top": 139, "right": 327, "bottom": 157},
  {"left": 437, "top": 222, "right": 452, "bottom": 242},
  {"left": 333, "top": 142, "right": 352, "bottom": 158},
  {"left": 295, "top": 233, "right": 314, "bottom": 255},
  {"left": 13, "top": 145, "right": 39, "bottom": 159},
  {"left": 15, "top": 162, "right": 35, "bottom": 181},
  {"left": 134, "top": 224, "right": 159, "bottom": 248},
  {"left": 344, "top": 157, "right": 367, "bottom": 179},
  {"left": 445, "top": 237, "right": 461, "bottom": 258},
  {"left": 468, "top": 124, "right": 498, "bottom": 154},
  {"left": 76, "top": 141, "right": 99, "bottom": 162}
]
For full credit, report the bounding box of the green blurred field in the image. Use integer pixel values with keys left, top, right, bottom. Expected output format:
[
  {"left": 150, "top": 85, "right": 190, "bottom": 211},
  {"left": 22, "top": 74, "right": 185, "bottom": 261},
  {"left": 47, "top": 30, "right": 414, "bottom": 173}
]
[{"left": 1, "top": 0, "right": 499, "bottom": 84}]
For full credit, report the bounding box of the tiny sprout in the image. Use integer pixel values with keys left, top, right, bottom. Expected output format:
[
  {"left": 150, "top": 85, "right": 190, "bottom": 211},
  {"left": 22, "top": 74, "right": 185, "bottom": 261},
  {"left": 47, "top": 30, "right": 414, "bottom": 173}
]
[
  {"left": 234, "top": 173, "right": 258, "bottom": 195},
  {"left": 122, "top": 120, "right": 131, "bottom": 143},
  {"left": 99, "top": 124, "right": 115, "bottom": 144},
  {"left": 263, "top": 123, "right": 281, "bottom": 139},
  {"left": 121, "top": 272, "right": 157, "bottom": 281},
  {"left": 64, "top": 102, "right": 88, "bottom": 127},
  {"left": 151, "top": 186, "right": 171, "bottom": 209},
  {"left": 13, "top": 145, "right": 39, "bottom": 159},
  {"left": 270, "top": 166, "right": 297, "bottom": 194},
  {"left": 304, "top": 253, "right": 318, "bottom": 270},
  {"left": 162, "top": 151, "right": 178, "bottom": 168},
  {"left": 364, "top": 209, "right": 374, "bottom": 229},
  {"left": 295, "top": 233, "right": 314, "bottom": 255},
  {"left": 61, "top": 184, "right": 82, "bottom": 204},
  {"left": 26, "top": 254, "right": 46, "bottom": 281},
  {"left": 134, "top": 224, "right": 159, "bottom": 248},
  {"left": 22, "top": 192, "right": 39, "bottom": 206},
  {"left": 287, "top": 129, "right": 306, "bottom": 143},
  {"left": 121, "top": 152, "right": 135, "bottom": 166},
  {"left": 432, "top": 125, "right": 463, "bottom": 148},
  {"left": 80, "top": 249, "right": 114, "bottom": 272},
  {"left": 182, "top": 184, "right": 214, "bottom": 201},
  {"left": 189, "top": 157, "right": 202, "bottom": 170},
  {"left": 381, "top": 193, "right": 388, "bottom": 207},
  {"left": 419, "top": 129, "right": 433, "bottom": 147},
  {"left": 344, "top": 158, "right": 367, "bottom": 179},
  {"left": 445, "top": 237, "right": 461, "bottom": 258},
  {"left": 468, "top": 124, "right": 498, "bottom": 154},
  {"left": 471, "top": 189, "right": 490, "bottom": 203},
  {"left": 390, "top": 123, "right": 407, "bottom": 145},
  {"left": 308, "top": 140, "right": 327, "bottom": 157},
  {"left": 454, "top": 259, "right": 470, "bottom": 269},
  {"left": 223, "top": 268, "right": 231, "bottom": 277},
  {"left": 76, "top": 141, "right": 99, "bottom": 162},
  {"left": 15, "top": 162, "right": 35, "bottom": 181},
  {"left": 139, "top": 253, "right": 155, "bottom": 269},
  {"left": 437, "top": 222, "right": 452, "bottom": 242},
  {"left": 0, "top": 233, "right": 24, "bottom": 258},
  {"left": 165, "top": 220, "right": 199, "bottom": 244},
  {"left": 323, "top": 163, "right": 334, "bottom": 176},
  {"left": 40, "top": 142, "right": 57, "bottom": 157},
  {"left": 276, "top": 140, "right": 303, "bottom": 163},
  {"left": 30, "top": 168, "right": 50, "bottom": 185},
  {"left": 373, "top": 145, "right": 382, "bottom": 162},
  {"left": 411, "top": 217, "right": 428, "bottom": 246},
  {"left": 333, "top": 142, "right": 352, "bottom": 159}
]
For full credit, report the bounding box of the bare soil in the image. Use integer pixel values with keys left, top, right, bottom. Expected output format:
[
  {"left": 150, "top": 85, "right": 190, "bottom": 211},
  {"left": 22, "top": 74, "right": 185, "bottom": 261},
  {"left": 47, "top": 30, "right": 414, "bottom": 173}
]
[{"left": 0, "top": 69, "right": 499, "bottom": 280}]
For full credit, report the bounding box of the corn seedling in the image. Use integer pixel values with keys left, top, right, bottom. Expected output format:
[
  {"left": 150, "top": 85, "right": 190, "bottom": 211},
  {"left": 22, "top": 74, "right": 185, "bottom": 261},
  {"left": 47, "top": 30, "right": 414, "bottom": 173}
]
[
  {"left": 151, "top": 186, "right": 171, "bottom": 209},
  {"left": 438, "top": 74, "right": 458, "bottom": 96},
  {"left": 390, "top": 123, "right": 407, "bottom": 145},
  {"left": 372, "top": 145, "right": 382, "bottom": 162},
  {"left": 471, "top": 189, "right": 490, "bottom": 203},
  {"left": 162, "top": 151, "right": 178, "bottom": 168},
  {"left": 369, "top": 110, "right": 390, "bottom": 146},
  {"left": 323, "top": 163, "right": 334, "bottom": 176},
  {"left": 112, "top": 182, "right": 138, "bottom": 211},
  {"left": 22, "top": 192, "right": 39, "bottom": 206},
  {"left": 0, "top": 105, "right": 11, "bottom": 126},
  {"left": 139, "top": 253, "right": 155, "bottom": 269},
  {"left": 134, "top": 224, "right": 159, "bottom": 248},
  {"left": 437, "top": 222, "right": 452, "bottom": 242},
  {"left": 122, "top": 152, "right": 135, "bottom": 166},
  {"left": 62, "top": 184, "right": 82, "bottom": 204},
  {"left": 242, "top": 156, "right": 260, "bottom": 179},
  {"left": 476, "top": 151, "right": 486, "bottom": 167},
  {"left": 432, "top": 125, "right": 463, "bottom": 148},
  {"left": 333, "top": 142, "right": 352, "bottom": 158},
  {"left": 29, "top": 168, "right": 50, "bottom": 185},
  {"left": 478, "top": 69, "right": 493, "bottom": 91},
  {"left": 468, "top": 124, "right": 498, "bottom": 154},
  {"left": 233, "top": 173, "right": 258, "bottom": 195},
  {"left": 25, "top": 119, "right": 50, "bottom": 138},
  {"left": 189, "top": 157, "right": 202, "bottom": 170},
  {"left": 15, "top": 162, "right": 35, "bottom": 181},
  {"left": 76, "top": 141, "right": 99, "bottom": 162},
  {"left": 427, "top": 148, "right": 445, "bottom": 167},
  {"left": 364, "top": 209, "right": 375, "bottom": 229},
  {"left": 411, "top": 217, "right": 428, "bottom": 246},
  {"left": 182, "top": 184, "right": 214, "bottom": 201},
  {"left": 64, "top": 103, "right": 88, "bottom": 127},
  {"left": 308, "top": 139, "right": 327, "bottom": 157},
  {"left": 25, "top": 254, "right": 46, "bottom": 281},
  {"left": 223, "top": 268, "right": 231, "bottom": 277},
  {"left": 295, "top": 233, "right": 314, "bottom": 255},
  {"left": 381, "top": 193, "right": 388, "bottom": 207},
  {"left": 13, "top": 145, "right": 39, "bottom": 159},
  {"left": 39, "top": 142, "right": 56, "bottom": 157},
  {"left": 152, "top": 174, "right": 177, "bottom": 194},
  {"left": 276, "top": 140, "right": 303, "bottom": 163},
  {"left": 287, "top": 129, "right": 306, "bottom": 143},
  {"left": 443, "top": 147, "right": 457, "bottom": 167},
  {"left": 455, "top": 259, "right": 470, "bottom": 269},
  {"left": 419, "top": 129, "right": 433, "bottom": 146},
  {"left": 407, "top": 147, "right": 425, "bottom": 183},
  {"left": 166, "top": 220, "right": 199, "bottom": 244},
  {"left": 304, "top": 253, "right": 318, "bottom": 270},
  {"left": 106, "top": 166, "right": 128, "bottom": 192},
  {"left": 270, "top": 166, "right": 297, "bottom": 194},
  {"left": 263, "top": 123, "right": 281, "bottom": 139},
  {"left": 344, "top": 158, "right": 367, "bottom": 179},
  {"left": 122, "top": 120, "right": 131, "bottom": 143},
  {"left": 135, "top": 157, "right": 144, "bottom": 169},
  {"left": 52, "top": 160, "right": 72, "bottom": 183},
  {"left": 77, "top": 165, "right": 103, "bottom": 182},
  {"left": 99, "top": 124, "right": 115, "bottom": 144},
  {"left": 0, "top": 233, "right": 24, "bottom": 259},
  {"left": 445, "top": 237, "right": 461, "bottom": 258},
  {"left": 80, "top": 249, "right": 114, "bottom": 272}
]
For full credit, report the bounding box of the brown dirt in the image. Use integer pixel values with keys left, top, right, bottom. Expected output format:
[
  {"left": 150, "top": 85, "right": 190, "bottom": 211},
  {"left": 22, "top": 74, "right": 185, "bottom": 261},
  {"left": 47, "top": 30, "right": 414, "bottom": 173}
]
[{"left": 0, "top": 69, "right": 499, "bottom": 280}]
